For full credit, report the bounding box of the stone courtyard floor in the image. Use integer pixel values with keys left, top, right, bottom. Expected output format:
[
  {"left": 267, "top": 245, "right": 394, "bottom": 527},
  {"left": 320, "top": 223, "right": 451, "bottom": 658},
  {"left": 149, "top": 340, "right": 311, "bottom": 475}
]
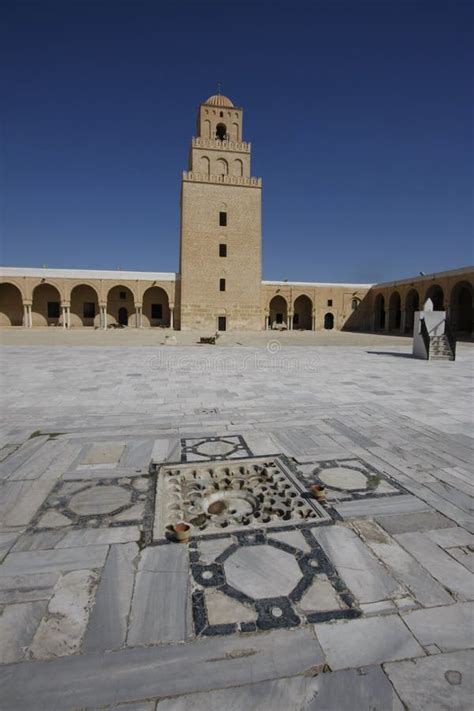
[{"left": 0, "top": 332, "right": 473, "bottom": 710}]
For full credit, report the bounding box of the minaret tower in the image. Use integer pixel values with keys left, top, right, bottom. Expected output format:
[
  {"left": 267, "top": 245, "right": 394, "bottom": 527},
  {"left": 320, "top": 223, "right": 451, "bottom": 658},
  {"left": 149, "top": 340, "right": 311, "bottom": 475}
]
[{"left": 178, "top": 91, "right": 262, "bottom": 331}]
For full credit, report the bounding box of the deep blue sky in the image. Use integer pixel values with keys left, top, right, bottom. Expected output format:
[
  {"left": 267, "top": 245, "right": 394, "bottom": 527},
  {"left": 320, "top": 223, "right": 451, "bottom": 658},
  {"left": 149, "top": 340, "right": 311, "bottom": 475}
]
[{"left": 1, "top": 1, "right": 472, "bottom": 282}]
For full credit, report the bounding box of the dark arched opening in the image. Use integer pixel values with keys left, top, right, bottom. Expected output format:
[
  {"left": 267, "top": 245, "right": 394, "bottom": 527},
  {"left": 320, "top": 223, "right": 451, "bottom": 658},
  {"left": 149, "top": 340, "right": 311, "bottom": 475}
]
[
  {"left": 32, "top": 283, "right": 61, "bottom": 327},
  {"left": 324, "top": 313, "right": 334, "bottom": 330},
  {"left": 450, "top": 281, "right": 473, "bottom": 334},
  {"left": 388, "top": 292, "right": 401, "bottom": 331},
  {"left": 142, "top": 286, "right": 170, "bottom": 327},
  {"left": 107, "top": 285, "right": 135, "bottom": 327},
  {"left": 404, "top": 289, "right": 419, "bottom": 333},
  {"left": 374, "top": 294, "right": 385, "bottom": 330},
  {"left": 0, "top": 283, "right": 23, "bottom": 326},
  {"left": 70, "top": 284, "right": 99, "bottom": 327},
  {"left": 425, "top": 284, "right": 444, "bottom": 310},
  {"left": 269, "top": 295, "right": 288, "bottom": 329},
  {"left": 216, "top": 123, "right": 227, "bottom": 140},
  {"left": 293, "top": 295, "right": 313, "bottom": 330}
]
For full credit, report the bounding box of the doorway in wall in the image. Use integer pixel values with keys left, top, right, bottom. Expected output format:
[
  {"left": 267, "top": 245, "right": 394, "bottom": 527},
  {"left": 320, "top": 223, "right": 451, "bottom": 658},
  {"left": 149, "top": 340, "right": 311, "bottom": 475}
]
[{"left": 118, "top": 307, "right": 128, "bottom": 326}]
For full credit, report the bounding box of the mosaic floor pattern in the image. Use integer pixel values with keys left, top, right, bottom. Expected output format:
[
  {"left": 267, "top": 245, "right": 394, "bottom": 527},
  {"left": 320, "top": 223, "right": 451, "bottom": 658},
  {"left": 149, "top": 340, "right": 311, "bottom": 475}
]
[
  {"left": 180, "top": 435, "right": 253, "bottom": 462},
  {"left": 189, "top": 527, "right": 360, "bottom": 636},
  {"left": 31, "top": 476, "right": 152, "bottom": 530},
  {"left": 295, "top": 457, "right": 406, "bottom": 507}
]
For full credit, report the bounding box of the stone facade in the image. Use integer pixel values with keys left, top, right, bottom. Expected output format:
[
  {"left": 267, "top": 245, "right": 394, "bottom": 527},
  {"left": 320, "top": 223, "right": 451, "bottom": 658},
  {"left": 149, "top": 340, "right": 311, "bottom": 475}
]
[
  {"left": 0, "top": 92, "right": 473, "bottom": 334},
  {"left": 179, "top": 94, "right": 262, "bottom": 331},
  {"left": 344, "top": 266, "right": 474, "bottom": 336},
  {"left": 0, "top": 268, "right": 175, "bottom": 330}
]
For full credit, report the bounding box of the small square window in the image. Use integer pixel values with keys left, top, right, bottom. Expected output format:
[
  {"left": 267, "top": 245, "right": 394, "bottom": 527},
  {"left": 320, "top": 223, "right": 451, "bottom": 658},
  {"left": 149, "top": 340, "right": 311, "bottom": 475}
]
[
  {"left": 83, "top": 302, "right": 95, "bottom": 319},
  {"left": 219, "top": 243, "right": 227, "bottom": 257},
  {"left": 47, "top": 301, "right": 60, "bottom": 318},
  {"left": 219, "top": 278, "right": 226, "bottom": 292},
  {"left": 218, "top": 316, "right": 227, "bottom": 331},
  {"left": 151, "top": 304, "right": 163, "bottom": 319},
  {"left": 119, "top": 291, "right": 127, "bottom": 300},
  {"left": 219, "top": 211, "right": 227, "bottom": 226},
  {"left": 327, "top": 299, "right": 333, "bottom": 307}
]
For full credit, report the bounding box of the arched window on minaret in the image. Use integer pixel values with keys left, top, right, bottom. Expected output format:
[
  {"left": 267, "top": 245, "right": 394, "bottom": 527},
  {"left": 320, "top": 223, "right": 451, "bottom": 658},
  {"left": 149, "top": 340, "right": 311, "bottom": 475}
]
[
  {"left": 216, "top": 123, "right": 227, "bottom": 141},
  {"left": 233, "top": 159, "right": 243, "bottom": 177},
  {"left": 231, "top": 122, "right": 239, "bottom": 141},
  {"left": 216, "top": 158, "right": 228, "bottom": 176},
  {"left": 204, "top": 120, "right": 211, "bottom": 138},
  {"left": 200, "top": 156, "right": 210, "bottom": 175}
]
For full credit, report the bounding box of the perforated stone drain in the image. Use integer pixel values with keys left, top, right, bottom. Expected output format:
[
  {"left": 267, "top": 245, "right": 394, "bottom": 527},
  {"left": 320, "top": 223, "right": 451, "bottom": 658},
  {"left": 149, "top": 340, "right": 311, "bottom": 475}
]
[{"left": 153, "top": 457, "right": 330, "bottom": 540}]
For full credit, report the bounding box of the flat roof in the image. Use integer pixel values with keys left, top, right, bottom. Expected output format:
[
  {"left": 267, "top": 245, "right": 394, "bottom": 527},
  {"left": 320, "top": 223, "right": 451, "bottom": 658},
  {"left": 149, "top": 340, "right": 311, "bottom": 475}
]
[
  {"left": 0, "top": 267, "right": 177, "bottom": 281},
  {"left": 262, "top": 280, "right": 373, "bottom": 288},
  {"left": 373, "top": 265, "right": 474, "bottom": 288}
]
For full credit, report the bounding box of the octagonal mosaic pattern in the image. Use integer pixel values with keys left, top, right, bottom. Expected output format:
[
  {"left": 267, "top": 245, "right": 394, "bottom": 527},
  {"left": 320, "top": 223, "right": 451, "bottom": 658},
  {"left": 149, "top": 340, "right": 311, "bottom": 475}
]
[
  {"left": 294, "top": 457, "right": 405, "bottom": 506},
  {"left": 180, "top": 435, "right": 253, "bottom": 462},
  {"left": 189, "top": 527, "right": 360, "bottom": 636},
  {"left": 153, "top": 456, "right": 330, "bottom": 540},
  {"left": 30, "top": 476, "right": 153, "bottom": 530}
]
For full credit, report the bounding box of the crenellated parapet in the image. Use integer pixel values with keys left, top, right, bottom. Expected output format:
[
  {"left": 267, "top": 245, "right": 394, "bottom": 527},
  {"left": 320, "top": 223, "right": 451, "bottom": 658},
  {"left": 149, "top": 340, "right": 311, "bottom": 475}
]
[
  {"left": 192, "top": 137, "right": 251, "bottom": 153},
  {"left": 182, "top": 171, "right": 262, "bottom": 187}
]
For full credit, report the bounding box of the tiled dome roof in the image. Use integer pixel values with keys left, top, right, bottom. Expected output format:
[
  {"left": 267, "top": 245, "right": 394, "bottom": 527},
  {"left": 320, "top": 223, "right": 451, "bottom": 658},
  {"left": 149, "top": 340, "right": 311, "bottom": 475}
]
[{"left": 204, "top": 94, "right": 234, "bottom": 107}]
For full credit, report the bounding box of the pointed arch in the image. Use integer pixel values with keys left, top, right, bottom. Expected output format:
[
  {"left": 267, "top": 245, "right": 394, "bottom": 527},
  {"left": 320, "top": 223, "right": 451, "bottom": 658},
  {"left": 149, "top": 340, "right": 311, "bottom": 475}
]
[
  {"left": 142, "top": 286, "right": 170, "bottom": 327},
  {"left": 216, "top": 158, "right": 228, "bottom": 176},
  {"left": 324, "top": 313, "right": 334, "bottom": 330},
  {"left": 70, "top": 284, "right": 100, "bottom": 327},
  {"left": 200, "top": 155, "right": 210, "bottom": 176},
  {"left": 424, "top": 284, "right": 444, "bottom": 310},
  {"left": 0, "top": 283, "right": 24, "bottom": 326},
  {"left": 269, "top": 295, "right": 288, "bottom": 329},
  {"left": 106, "top": 285, "right": 136, "bottom": 327},
  {"left": 293, "top": 294, "right": 313, "bottom": 330},
  {"left": 232, "top": 159, "right": 243, "bottom": 177},
  {"left": 32, "top": 283, "right": 61, "bottom": 326}
]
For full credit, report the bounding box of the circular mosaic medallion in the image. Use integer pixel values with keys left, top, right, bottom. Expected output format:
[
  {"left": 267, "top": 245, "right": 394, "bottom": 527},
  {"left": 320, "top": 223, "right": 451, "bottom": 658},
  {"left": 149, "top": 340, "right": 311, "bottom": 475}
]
[
  {"left": 69, "top": 486, "right": 131, "bottom": 515},
  {"left": 197, "top": 440, "right": 235, "bottom": 457},
  {"left": 318, "top": 466, "right": 368, "bottom": 491}
]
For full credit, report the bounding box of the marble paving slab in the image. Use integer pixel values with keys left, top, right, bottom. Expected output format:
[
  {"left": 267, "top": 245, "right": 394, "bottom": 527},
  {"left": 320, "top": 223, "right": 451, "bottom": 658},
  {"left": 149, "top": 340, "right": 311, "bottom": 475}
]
[
  {"left": 0, "top": 600, "right": 48, "bottom": 663},
  {"left": 402, "top": 602, "right": 474, "bottom": 652},
  {"left": 366, "top": 537, "right": 454, "bottom": 607},
  {"left": 0, "top": 627, "right": 324, "bottom": 711},
  {"left": 155, "top": 664, "right": 404, "bottom": 711},
  {"left": 128, "top": 546, "right": 191, "bottom": 645},
  {"left": 84, "top": 543, "right": 138, "bottom": 653},
  {"left": 0, "top": 545, "right": 109, "bottom": 576},
  {"left": 0, "top": 571, "right": 59, "bottom": 604},
  {"left": 374, "top": 511, "right": 456, "bottom": 534},
  {"left": 312, "top": 525, "right": 405, "bottom": 603},
  {"left": 384, "top": 650, "right": 474, "bottom": 711},
  {"left": 333, "top": 494, "right": 431, "bottom": 519},
  {"left": 0, "top": 436, "right": 49, "bottom": 481},
  {"left": 314, "top": 614, "right": 425, "bottom": 670},
  {"left": 394, "top": 532, "right": 474, "bottom": 600}
]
